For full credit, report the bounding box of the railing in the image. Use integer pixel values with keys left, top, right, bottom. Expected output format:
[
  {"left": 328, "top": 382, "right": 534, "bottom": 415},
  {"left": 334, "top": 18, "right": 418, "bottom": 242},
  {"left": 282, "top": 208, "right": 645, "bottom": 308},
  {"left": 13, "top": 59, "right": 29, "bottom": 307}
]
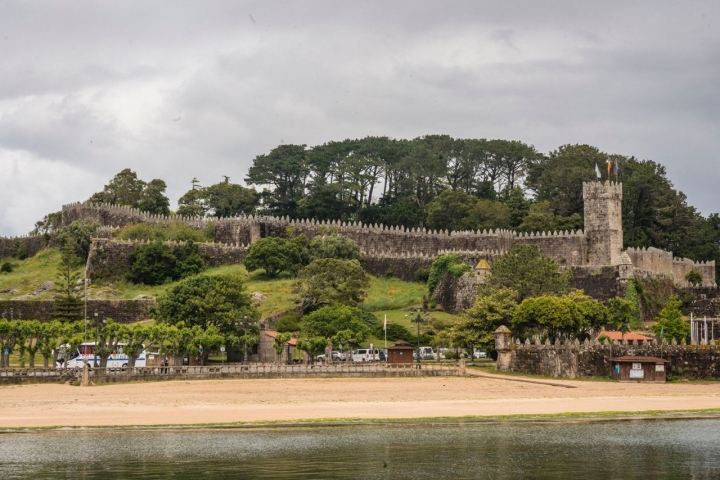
[{"left": 0, "top": 362, "right": 460, "bottom": 383}]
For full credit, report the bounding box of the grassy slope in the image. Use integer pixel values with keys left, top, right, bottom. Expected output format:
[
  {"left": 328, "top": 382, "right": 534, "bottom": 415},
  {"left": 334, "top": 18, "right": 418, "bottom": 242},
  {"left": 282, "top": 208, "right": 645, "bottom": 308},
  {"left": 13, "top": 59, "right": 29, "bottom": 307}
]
[
  {"left": 0, "top": 249, "right": 69, "bottom": 300},
  {"left": 0, "top": 249, "right": 462, "bottom": 347}
]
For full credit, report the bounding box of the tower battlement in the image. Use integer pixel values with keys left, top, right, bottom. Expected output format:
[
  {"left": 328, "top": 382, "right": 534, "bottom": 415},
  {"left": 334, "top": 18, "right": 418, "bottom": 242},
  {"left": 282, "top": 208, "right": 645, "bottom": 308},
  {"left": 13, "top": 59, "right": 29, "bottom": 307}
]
[{"left": 583, "top": 181, "right": 623, "bottom": 266}]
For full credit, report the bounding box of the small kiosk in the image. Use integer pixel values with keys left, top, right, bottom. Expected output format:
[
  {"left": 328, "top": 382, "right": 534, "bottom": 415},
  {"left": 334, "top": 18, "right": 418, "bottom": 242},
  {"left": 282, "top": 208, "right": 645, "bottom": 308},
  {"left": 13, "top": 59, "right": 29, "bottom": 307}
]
[
  {"left": 612, "top": 356, "right": 669, "bottom": 383},
  {"left": 387, "top": 340, "right": 415, "bottom": 365}
]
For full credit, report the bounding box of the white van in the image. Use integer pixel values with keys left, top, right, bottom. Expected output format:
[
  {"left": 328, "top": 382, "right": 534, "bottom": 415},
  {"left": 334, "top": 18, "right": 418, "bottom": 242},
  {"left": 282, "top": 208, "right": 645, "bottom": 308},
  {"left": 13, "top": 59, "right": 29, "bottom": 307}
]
[
  {"left": 56, "top": 342, "right": 146, "bottom": 369},
  {"left": 416, "top": 346, "right": 437, "bottom": 360},
  {"left": 351, "top": 348, "right": 381, "bottom": 362}
]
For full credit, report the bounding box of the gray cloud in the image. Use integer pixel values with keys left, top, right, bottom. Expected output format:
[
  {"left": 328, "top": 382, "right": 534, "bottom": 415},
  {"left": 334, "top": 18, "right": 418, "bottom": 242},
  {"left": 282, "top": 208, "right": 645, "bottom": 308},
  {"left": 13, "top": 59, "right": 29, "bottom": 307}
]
[{"left": 1, "top": 0, "right": 720, "bottom": 235}]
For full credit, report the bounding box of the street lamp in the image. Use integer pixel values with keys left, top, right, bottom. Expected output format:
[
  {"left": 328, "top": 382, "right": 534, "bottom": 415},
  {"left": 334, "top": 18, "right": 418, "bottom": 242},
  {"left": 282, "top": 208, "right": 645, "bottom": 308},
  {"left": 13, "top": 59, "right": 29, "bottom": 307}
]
[
  {"left": 93, "top": 310, "right": 105, "bottom": 367},
  {"left": 406, "top": 306, "right": 429, "bottom": 370},
  {"left": 236, "top": 315, "right": 251, "bottom": 367}
]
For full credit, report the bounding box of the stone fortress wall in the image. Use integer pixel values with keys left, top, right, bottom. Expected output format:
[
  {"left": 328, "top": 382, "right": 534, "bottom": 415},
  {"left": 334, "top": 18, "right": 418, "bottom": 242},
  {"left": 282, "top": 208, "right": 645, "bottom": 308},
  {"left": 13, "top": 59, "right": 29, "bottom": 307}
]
[
  {"left": 62, "top": 181, "right": 716, "bottom": 288},
  {"left": 495, "top": 328, "right": 720, "bottom": 380}
]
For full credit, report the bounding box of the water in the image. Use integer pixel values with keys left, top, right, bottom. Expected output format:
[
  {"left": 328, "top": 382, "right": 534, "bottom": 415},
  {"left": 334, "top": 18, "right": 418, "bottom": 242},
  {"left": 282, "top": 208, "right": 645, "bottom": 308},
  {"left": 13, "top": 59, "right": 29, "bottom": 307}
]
[{"left": 2, "top": 419, "right": 720, "bottom": 479}]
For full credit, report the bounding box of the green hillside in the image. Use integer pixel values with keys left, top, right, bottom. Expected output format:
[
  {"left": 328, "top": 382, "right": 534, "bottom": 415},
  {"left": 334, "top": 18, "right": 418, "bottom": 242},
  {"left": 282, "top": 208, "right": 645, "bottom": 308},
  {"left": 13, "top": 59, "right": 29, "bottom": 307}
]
[{"left": 0, "top": 249, "right": 461, "bottom": 341}]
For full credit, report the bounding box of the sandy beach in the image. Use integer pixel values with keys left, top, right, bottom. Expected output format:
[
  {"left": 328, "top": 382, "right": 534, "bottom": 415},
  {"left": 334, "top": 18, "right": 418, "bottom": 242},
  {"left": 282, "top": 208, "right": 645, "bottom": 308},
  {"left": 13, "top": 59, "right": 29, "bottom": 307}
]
[{"left": 2, "top": 374, "right": 720, "bottom": 428}]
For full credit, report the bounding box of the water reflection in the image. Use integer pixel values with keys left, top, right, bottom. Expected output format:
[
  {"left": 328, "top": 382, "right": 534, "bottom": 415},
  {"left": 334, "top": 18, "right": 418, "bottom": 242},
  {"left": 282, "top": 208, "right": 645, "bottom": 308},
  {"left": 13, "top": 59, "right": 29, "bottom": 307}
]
[{"left": 1, "top": 420, "right": 720, "bottom": 479}]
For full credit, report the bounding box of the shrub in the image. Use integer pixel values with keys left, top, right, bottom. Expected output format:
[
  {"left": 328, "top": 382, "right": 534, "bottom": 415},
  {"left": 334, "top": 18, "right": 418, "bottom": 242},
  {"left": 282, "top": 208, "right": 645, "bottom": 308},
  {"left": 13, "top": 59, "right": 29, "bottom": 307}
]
[
  {"left": 377, "top": 323, "right": 413, "bottom": 342},
  {"left": 685, "top": 270, "right": 703, "bottom": 287},
  {"left": 115, "top": 221, "right": 212, "bottom": 243},
  {"left": 0, "top": 262, "right": 13, "bottom": 273},
  {"left": 427, "top": 254, "right": 470, "bottom": 295},
  {"left": 275, "top": 314, "right": 301, "bottom": 333},
  {"left": 414, "top": 267, "right": 430, "bottom": 283},
  {"left": 13, "top": 241, "right": 28, "bottom": 260},
  {"left": 127, "top": 240, "right": 205, "bottom": 285}
]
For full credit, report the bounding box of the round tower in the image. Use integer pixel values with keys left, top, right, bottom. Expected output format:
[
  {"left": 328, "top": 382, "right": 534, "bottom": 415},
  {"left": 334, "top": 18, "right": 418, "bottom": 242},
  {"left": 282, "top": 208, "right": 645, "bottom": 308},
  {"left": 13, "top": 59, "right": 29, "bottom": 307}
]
[{"left": 583, "top": 181, "right": 623, "bottom": 266}]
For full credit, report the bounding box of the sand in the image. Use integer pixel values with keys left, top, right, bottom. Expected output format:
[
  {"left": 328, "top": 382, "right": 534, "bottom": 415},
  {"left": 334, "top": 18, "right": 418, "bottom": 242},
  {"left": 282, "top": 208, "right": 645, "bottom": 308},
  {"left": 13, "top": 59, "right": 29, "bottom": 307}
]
[{"left": 2, "top": 374, "right": 720, "bottom": 428}]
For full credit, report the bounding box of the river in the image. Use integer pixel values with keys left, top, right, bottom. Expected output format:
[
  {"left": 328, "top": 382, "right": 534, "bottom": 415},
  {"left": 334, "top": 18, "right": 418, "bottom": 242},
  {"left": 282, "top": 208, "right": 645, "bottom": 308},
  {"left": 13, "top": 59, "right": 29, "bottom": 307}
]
[{"left": 2, "top": 419, "right": 720, "bottom": 478}]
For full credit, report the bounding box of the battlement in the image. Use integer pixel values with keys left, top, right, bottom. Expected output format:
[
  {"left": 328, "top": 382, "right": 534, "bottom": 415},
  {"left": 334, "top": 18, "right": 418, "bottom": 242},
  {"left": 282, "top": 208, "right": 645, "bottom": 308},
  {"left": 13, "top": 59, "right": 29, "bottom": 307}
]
[{"left": 582, "top": 181, "right": 623, "bottom": 199}]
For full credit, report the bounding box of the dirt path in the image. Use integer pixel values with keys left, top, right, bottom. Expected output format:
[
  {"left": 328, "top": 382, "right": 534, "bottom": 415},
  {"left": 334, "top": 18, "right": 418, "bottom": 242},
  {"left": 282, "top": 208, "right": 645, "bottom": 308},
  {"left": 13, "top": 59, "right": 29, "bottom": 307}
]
[{"left": 2, "top": 376, "right": 720, "bottom": 428}]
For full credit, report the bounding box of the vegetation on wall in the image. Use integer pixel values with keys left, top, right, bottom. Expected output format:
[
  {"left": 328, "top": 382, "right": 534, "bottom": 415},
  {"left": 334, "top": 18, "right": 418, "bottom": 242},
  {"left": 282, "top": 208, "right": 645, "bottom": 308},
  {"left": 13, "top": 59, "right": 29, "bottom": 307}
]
[
  {"left": 127, "top": 241, "right": 205, "bottom": 286},
  {"left": 115, "top": 222, "right": 214, "bottom": 243},
  {"left": 427, "top": 254, "right": 470, "bottom": 296}
]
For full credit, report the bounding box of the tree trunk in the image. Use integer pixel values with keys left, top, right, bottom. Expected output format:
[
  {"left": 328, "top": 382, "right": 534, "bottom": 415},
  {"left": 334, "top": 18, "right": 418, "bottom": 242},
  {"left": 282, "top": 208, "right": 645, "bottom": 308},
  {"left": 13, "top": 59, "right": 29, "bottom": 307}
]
[
  {"left": 43, "top": 356, "right": 49, "bottom": 369},
  {"left": 29, "top": 353, "right": 35, "bottom": 368}
]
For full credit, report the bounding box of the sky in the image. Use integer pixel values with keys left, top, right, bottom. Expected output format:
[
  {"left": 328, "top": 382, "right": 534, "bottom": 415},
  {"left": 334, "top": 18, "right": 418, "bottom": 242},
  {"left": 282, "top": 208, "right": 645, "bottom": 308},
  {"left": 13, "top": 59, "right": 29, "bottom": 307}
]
[{"left": 1, "top": 1, "right": 719, "bottom": 236}]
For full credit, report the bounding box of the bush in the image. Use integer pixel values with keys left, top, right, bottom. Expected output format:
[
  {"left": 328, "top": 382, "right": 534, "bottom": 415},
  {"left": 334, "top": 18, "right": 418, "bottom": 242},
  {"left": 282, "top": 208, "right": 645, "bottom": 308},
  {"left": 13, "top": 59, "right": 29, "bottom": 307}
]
[
  {"left": 275, "top": 314, "right": 301, "bottom": 333},
  {"left": 127, "top": 240, "right": 205, "bottom": 285},
  {"left": 685, "top": 270, "right": 703, "bottom": 287},
  {"left": 427, "top": 254, "right": 470, "bottom": 295},
  {"left": 57, "top": 219, "right": 99, "bottom": 260},
  {"left": 0, "top": 262, "right": 13, "bottom": 273},
  {"left": 13, "top": 241, "right": 28, "bottom": 260},
  {"left": 414, "top": 267, "right": 430, "bottom": 283},
  {"left": 377, "top": 323, "right": 413, "bottom": 342}
]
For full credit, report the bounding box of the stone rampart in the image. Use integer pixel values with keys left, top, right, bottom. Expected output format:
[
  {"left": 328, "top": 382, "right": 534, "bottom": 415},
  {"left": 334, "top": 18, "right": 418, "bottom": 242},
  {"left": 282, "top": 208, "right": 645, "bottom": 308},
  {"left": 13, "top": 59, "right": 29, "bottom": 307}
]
[
  {"left": 568, "top": 266, "right": 625, "bottom": 302},
  {"left": 358, "top": 253, "right": 433, "bottom": 282},
  {"left": 0, "top": 299, "right": 156, "bottom": 323},
  {"left": 626, "top": 247, "right": 715, "bottom": 286},
  {"left": 0, "top": 235, "right": 54, "bottom": 260},
  {"left": 499, "top": 336, "right": 720, "bottom": 380},
  {"left": 62, "top": 202, "right": 214, "bottom": 230},
  {"left": 513, "top": 230, "right": 587, "bottom": 266},
  {"left": 86, "top": 238, "right": 249, "bottom": 281}
]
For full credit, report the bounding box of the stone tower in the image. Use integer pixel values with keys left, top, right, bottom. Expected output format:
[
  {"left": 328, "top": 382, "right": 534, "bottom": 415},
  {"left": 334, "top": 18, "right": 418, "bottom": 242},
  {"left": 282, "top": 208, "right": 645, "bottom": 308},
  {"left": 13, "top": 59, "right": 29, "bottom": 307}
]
[{"left": 583, "top": 181, "right": 623, "bottom": 266}]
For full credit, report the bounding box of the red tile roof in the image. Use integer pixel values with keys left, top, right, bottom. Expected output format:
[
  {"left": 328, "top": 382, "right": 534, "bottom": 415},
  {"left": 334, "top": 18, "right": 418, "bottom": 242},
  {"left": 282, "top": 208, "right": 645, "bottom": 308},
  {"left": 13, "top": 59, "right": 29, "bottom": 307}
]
[
  {"left": 265, "top": 330, "right": 297, "bottom": 346},
  {"left": 598, "top": 331, "right": 653, "bottom": 341},
  {"left": 612, "top": 356, "right": 669, "bottom": 363}
]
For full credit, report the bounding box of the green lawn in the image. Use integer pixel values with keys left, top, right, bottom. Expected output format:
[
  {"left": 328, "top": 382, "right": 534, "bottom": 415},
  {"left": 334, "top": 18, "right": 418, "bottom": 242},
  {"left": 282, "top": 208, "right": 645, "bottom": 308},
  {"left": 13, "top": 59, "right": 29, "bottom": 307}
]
[{"left": 0, "top": 249, "right": 70, "bottom": 300}]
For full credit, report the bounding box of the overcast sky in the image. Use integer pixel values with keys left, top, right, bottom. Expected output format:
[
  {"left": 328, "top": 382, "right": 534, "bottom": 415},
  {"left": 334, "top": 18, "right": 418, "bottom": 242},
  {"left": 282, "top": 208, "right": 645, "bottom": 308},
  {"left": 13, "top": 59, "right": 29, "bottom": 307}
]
[{"left": 1, "top": 1, "right": 719, "bottom": 236}]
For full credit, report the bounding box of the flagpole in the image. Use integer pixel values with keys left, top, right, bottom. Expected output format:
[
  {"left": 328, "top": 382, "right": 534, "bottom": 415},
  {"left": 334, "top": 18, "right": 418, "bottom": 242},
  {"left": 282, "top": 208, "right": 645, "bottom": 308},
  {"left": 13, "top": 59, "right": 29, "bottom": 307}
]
[{"left": 384, "top": 314, "right": 387, "bottom": 349}]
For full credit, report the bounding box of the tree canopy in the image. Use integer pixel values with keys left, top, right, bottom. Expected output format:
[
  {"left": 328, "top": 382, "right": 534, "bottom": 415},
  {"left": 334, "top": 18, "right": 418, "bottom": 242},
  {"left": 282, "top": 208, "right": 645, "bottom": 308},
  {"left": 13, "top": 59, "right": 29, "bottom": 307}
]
[
  {"left": 295, "top": 258, "right": 370, "bottom": 312},
  {"left": 152, "top": 274, "right": 257, "bottom": 334},
  {"left": 488, "top": 244, "right": 571, "bottom": 302}
]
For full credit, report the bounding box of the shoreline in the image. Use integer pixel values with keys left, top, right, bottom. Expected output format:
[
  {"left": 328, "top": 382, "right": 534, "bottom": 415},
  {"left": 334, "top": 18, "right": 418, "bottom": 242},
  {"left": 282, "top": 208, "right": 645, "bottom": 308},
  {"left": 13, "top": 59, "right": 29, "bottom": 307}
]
[
  {"left": 4, "top": 409, "right": 720, "bottom": 433},
  {"left": 4, "top": 376, "right": 720, "bottom": 430}
]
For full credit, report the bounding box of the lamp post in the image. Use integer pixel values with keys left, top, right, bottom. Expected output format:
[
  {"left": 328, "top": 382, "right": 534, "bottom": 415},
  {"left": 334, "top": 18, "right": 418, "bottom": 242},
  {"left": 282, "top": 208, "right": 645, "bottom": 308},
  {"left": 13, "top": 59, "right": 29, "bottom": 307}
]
[
  {"left": 236, "top": 315, "right": 251, "bottom": 367},
  {"left": 93, "top": 310, "right": 105, "bottom": 367},
  {"left": 406, "top": 306, "right": 429, "bottom": 370}
]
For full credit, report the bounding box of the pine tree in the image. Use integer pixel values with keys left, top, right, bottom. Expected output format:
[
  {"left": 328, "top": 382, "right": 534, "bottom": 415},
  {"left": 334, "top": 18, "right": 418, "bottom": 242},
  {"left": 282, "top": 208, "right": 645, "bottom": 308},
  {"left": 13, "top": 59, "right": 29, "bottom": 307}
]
[{"left": 53, "top": 242, "right": 84, "bottom": 322}]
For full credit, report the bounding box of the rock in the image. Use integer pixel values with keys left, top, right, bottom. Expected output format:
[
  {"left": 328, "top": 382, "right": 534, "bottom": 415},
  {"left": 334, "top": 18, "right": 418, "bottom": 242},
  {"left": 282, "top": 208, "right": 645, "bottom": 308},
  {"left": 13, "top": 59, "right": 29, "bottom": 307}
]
[
  {"left": 14, "top": 294, "right": 35, "bottom": 300},
  {"left": 250, "top": 291, "right": 267, "bottom": 304},
  {"left": 133, "top": 294, "right": 154, "bottom": 300},
  {"left": 0, "top": 288, "right": 19, "bottom": 294},
  {"left": 37, "top": 281, "right": 55, "bottom": 293}
]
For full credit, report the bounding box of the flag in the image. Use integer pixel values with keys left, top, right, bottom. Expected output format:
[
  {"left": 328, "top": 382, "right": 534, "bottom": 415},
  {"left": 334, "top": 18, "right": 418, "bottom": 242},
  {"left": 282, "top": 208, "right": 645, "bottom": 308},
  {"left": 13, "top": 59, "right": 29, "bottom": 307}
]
[
  {"left": 613, "top": 160, "right": 619, "bottom": 176},
  {"left": 607, "top": 161, "right": 613, "bottom": 176},
  {"left": 595, "top": 163, "right": 601, "bottom": 179},
  {"left": 659, "top": 327, "right": 664, "bottom": 339},
  {"left": 384, "top": 314, "right": 387, "bottom": 332}
]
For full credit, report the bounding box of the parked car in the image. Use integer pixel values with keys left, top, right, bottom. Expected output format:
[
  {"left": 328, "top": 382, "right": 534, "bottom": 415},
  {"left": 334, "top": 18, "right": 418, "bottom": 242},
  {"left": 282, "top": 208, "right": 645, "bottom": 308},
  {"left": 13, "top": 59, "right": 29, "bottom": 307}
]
[
  {"left": 415, "top": 346, "right": 437, "bottom": 360},
  {"left": 351, "top": 348, "right": 382, "bottom": 362},
  {"left": 316, "top": 351, "right": 345, "bottom": 362},
  {"left": 473, "top": 350, "right": 487, "bottom": 359}
]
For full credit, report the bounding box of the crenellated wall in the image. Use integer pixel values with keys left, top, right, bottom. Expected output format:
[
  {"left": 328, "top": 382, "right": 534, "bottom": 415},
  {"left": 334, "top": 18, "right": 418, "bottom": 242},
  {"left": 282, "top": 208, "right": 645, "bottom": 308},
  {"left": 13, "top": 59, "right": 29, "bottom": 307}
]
[
  {"left": 61, "top": 183, "right": 716, "bottom": 289},
  {"left": 497, "top": 333, "right": 720, "bottom": 380},
  {"left": 514, "top": 230, "right": 587, "bottom": 266},
  {"left": 86, "top": 238, "right": 249, "bottom": 281},
  {"left": 62, "top": 202, "right": 214, "bottom": 230},
  {"left": 0, "top": 235, "right": 54, "bottom": 259},
  {"left": 626, "top": 247, "right": 715, "bottom": 287}
]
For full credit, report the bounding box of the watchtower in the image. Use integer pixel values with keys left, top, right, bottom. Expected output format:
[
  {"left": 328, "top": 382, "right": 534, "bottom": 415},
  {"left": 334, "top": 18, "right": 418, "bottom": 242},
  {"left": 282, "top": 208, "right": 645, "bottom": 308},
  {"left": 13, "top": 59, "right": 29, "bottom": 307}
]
[{"left": 583, "top": 181, "right": 623, "bottom": 266}]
